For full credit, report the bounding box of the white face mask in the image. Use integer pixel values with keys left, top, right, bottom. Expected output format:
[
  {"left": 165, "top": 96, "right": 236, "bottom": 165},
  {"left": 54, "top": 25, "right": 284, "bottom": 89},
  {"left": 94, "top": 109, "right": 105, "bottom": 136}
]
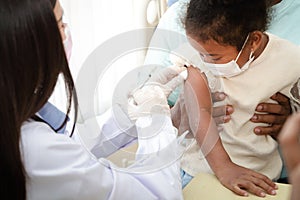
[
  {"left": 63, "top": 25, "right": 73, "bottom": 61},
  {"left": 202, "top": 35, "right": 255, "bottom": 78}
]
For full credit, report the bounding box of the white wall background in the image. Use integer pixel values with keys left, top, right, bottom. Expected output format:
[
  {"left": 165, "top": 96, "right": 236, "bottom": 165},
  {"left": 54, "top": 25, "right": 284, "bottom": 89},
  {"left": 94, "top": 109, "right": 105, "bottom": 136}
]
[{"left": 56, "top": 0, "right": 167, "bottom": 118}]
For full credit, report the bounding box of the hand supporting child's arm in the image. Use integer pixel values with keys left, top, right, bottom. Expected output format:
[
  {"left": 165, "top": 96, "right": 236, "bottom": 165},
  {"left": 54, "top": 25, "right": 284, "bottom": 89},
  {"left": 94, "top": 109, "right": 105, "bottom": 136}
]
[{"left": 184, "top": 67, "right": 277, "bottom": 197}]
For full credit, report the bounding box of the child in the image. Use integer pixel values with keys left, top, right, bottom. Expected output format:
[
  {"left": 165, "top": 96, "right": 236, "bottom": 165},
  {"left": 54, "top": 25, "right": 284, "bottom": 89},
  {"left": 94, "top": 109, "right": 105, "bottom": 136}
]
[{"left": 180, "top": 0, "right": 300, "bottom": 197}]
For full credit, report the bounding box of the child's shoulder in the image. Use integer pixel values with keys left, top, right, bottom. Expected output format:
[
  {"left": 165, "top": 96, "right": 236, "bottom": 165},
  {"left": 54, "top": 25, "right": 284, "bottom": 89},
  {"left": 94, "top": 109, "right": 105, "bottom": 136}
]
[
  {"left": 268, "top": 32, "right": 300, "bottom": 51},
  {"left": 185, "top": 66, "right": 211, "bottom": 104},
  {"left": 186, "top": 66, "right": 207, "bottom": 84}
]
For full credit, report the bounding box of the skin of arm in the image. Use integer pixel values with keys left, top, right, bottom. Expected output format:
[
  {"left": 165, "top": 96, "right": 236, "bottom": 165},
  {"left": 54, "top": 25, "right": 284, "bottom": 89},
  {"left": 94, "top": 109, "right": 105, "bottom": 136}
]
[
  {"left": 251, "top": 92, "right": 291, "bottom": 139},
  {"left": 184, "top": 67, "right": 230, "bottom": 167},
  {"left": 184, "top": 67, "right": 278, "bottom": 197},
  {"left": 279, "top": 113, "right": 300, "bottom": 200},
  {"left": 211, "top": 91, "right": 291, "bottom": 137}
]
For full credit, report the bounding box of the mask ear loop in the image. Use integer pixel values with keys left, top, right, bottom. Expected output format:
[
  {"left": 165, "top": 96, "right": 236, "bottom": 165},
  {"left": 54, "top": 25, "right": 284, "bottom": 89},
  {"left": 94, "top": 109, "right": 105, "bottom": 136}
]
[
  {"left": 249, "top": 49, "right": 255, "bottom": 60},
  {"left": 240, "top": 48, "right": 255, "bottom": 71},
  {"left": 235, "top": 34, "right": 250, "bottom": 62}
]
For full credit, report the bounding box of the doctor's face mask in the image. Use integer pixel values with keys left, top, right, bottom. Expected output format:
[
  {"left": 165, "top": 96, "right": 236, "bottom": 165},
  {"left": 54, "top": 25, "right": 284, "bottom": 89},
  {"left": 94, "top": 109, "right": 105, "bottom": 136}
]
[
  {"left": 188, "top": 34, "right": 255, "bottom": 78},
  {"left": 63, "top": 23, "right": 73, "bottom": 61},
  {"left": 53, "top": 0, "right": 72, "bottom": 61}
]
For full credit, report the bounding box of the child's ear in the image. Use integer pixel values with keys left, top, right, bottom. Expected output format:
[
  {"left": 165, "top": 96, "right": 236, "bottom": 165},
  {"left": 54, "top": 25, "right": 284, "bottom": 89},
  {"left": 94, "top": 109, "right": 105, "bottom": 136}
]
[{"left": 249, "top": 31, "right": 264, "bottom": 52}]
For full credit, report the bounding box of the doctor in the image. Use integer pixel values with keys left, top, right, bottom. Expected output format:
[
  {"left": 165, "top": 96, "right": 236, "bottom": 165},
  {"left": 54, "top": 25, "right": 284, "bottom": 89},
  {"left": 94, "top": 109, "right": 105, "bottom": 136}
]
[{"left": 1, "top": 0, "right": 186, "bottom": 199}]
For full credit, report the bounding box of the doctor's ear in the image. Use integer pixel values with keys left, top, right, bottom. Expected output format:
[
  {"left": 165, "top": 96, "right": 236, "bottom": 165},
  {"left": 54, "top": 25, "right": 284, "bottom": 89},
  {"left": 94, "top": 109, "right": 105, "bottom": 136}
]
[{"left": 249, "top": 31, "right": 264, "bottom": 52}]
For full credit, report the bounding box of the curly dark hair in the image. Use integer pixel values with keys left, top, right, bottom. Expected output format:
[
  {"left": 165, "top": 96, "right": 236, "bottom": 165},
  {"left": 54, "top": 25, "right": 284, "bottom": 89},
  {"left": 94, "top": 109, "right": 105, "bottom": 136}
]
[{"left": 185, "top": 0, "right": 271, "bottom": 50}]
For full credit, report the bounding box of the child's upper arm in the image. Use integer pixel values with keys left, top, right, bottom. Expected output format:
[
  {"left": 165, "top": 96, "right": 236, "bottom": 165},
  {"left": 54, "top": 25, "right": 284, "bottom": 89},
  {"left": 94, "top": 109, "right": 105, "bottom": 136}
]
[
  {"left": 184, "top": 67, "right": 213, "bottom": 139},
  {"left": 183, "top": 67, "right": 230, "bottom": 166},
  {"left": 184, "top": 67, "right": 212, "bottom": 114}
]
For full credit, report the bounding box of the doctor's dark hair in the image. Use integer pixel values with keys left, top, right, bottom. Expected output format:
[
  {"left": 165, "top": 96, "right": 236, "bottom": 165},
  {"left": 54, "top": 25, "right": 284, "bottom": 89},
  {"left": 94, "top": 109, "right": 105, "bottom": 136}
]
[
  {"left": 185, "top": 0, "right": 270, "bottom": 50},
  {"left": 49, "top": 0, "right": 56, "bottom": 8},
  {"left": 0, "top": 0, "right": 77, "bottom": 199}
]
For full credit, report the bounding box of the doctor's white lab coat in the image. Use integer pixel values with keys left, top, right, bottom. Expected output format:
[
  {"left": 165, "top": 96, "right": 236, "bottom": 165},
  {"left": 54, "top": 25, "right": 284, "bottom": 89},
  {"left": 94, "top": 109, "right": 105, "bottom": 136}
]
[{"left": 21, "top": 112, "right": 183, "bottom": 200}]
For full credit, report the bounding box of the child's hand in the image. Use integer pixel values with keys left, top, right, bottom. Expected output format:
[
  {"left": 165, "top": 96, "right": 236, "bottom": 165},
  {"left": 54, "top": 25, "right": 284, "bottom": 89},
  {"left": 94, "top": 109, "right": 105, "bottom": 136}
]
[{"left": 215, "top": 161, "right": 278, "bottom": 197}]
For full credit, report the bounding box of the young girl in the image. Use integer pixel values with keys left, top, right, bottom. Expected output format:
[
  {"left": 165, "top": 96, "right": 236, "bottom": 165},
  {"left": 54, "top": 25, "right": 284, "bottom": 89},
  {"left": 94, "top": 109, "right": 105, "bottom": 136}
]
[{"left": 181, "top": 0, "right": 300, "bottom": 197}]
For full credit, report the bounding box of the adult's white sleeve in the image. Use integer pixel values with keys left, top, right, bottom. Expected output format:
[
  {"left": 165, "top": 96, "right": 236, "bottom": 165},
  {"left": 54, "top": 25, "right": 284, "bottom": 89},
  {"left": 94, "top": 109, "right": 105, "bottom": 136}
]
[
  {"left": 75, "top": 107, "right": 137, "bottom": 158},
  {"left": 22, "top": 117, "right": 182, "bottom": 200}
]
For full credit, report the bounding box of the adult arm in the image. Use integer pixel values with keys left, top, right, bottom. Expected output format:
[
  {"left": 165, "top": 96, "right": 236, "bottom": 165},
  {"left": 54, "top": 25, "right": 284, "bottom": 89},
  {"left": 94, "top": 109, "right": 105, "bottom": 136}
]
[
  {"left": 279, "top": 113, "right": 300, "bottom": 200},
  {"left": 212, "top": 91, "right": 291, "bottom": 138},
  {"left": 22, "top": 118, "right": 182, "bottom": 200},
  {"left": 76, "top": 107, "right": 137, "bottom": 158}
]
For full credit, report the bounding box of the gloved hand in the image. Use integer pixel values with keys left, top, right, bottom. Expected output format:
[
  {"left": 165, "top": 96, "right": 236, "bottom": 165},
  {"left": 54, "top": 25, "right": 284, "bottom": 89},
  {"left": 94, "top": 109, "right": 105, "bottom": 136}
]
[
  {"left": 169, "top": 53, "right": 191, "bottom": 68},
  {"left": 128, "top": 66, "right": 187, "bottom": 121}
]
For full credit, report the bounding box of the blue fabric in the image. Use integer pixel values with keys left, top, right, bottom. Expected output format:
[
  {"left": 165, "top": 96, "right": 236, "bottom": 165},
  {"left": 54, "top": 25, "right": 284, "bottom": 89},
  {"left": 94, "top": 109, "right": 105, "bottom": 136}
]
[
  {"left": 278, "top": 147, "right": 288, "bottom": 179},
  {"left": 37, "top": 102, "right": 69, "bottom": 133},
  {"left": 168, "top": 0, "right": 179, "bottom": 7},
  {"left": 180, "top": 169, "right": 194, "bottom": 188},
  {"left": 268, "top": 0, "right": 300, "bottom": 45}
]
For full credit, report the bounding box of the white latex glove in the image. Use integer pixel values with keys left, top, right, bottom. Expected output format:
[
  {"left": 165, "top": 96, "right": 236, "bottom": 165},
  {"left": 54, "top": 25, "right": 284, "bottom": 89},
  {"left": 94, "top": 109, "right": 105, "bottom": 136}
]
[
  {"left": 169, "top": 54, "right": 191, "bottom": 68},
  {"left": 128, "top": 66, "right": 187, "bottom": 121}
]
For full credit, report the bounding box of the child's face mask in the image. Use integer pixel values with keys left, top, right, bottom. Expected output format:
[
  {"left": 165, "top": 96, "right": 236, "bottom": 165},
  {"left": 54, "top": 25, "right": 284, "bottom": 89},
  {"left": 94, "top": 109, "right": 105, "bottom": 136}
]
[{"left": 202, "top": 35, "right": 255, "bottom": 78}]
